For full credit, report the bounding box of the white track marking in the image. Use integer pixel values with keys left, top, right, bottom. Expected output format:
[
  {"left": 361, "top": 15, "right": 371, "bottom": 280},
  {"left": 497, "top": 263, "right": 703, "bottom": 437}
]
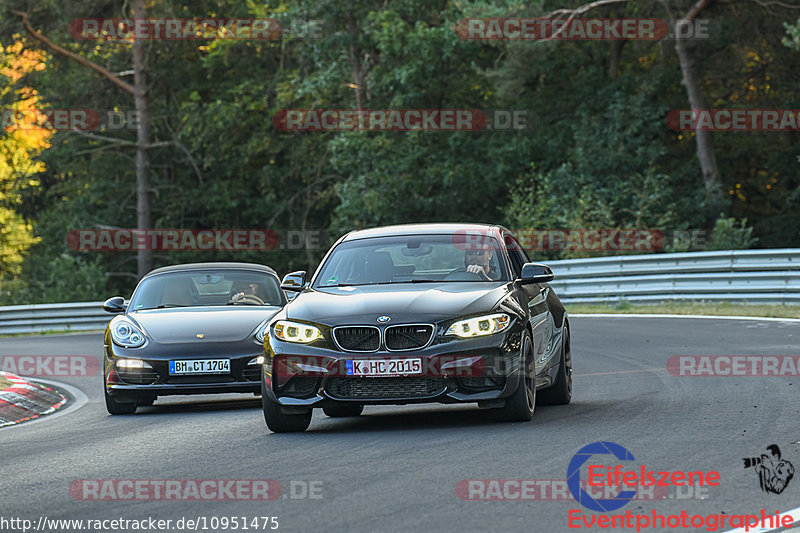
[{"left": 570, "top": 313, "right": 800, "bottom": 322}]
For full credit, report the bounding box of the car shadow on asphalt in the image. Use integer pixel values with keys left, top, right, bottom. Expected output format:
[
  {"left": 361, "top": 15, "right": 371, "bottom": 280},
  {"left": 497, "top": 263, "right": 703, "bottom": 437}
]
[
  {"left": 305, "top": 403, "right": 581, "bottom": 434},
  {"left": 133, "top": 395, "right": 262, "bottom": 415}
]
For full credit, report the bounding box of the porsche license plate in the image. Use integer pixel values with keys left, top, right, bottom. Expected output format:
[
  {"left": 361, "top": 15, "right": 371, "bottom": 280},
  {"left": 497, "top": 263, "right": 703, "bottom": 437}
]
[
  {"left": 169, "top": 359, "right": 230, "bottom": 375},
  {"left": 346, "top": 358, "right": 422, "bottom": 377}
]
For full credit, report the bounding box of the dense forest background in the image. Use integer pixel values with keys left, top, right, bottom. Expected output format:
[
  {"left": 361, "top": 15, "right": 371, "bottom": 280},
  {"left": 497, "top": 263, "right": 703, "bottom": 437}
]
[{"left": 0, "top": 0, "right": 799, "bottom": 304}]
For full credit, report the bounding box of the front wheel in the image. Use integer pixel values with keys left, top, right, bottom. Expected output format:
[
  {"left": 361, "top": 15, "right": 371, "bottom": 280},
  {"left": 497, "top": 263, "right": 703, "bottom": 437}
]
[
  {"left": 104, "top": 389, "right": 137, "bottom": 415},
  {"left": 491, "top": 331, "right": 535, "bottom": 422},
  {"left": 262, "top": 380, "right": 311, "bottom": 432}
]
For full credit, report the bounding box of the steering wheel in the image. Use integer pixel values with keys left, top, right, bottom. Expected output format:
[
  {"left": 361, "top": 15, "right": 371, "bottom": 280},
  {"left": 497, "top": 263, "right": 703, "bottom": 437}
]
[
  {"left": 443, "top": 267, "right": 489, "bottom": 281},
  {"left": 228, "top": 292, "right": 265, "bottom": 305}
]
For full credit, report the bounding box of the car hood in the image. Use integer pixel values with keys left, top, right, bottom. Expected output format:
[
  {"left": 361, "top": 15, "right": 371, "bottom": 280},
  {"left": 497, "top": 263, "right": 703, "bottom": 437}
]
[
  {"left": 286, "top": 283, "right": 510, "bottom": 326},
  {"left": 127, "top": 306, "right": 281, "bottom": 343}
]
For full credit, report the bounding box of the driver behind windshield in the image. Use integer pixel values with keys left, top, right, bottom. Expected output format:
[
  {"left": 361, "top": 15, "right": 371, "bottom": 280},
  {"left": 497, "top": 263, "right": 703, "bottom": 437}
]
[
  {"left": 465, "top": 244, "right": 499, "bottom": 280},
  {"left": 229, "top": 280, "right": 265, "bottom": 304}
]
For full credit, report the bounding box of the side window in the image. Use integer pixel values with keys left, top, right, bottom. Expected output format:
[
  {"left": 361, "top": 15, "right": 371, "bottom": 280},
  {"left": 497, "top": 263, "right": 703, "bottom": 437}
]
[
  {"left": 504, "top": 234, "right": 526, "bottom": 278},
  {"left": 519, "top": 243, "right": 532, "bottom": 264}
]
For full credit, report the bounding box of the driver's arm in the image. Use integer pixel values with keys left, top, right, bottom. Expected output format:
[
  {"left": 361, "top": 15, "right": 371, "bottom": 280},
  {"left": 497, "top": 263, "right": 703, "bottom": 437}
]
[{"left": 465, "top": 264, "right": 492, "bottom": 280}]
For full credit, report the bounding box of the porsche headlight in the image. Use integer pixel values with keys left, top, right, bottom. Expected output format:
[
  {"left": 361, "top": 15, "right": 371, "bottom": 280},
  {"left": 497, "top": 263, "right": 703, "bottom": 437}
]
[
  {"left": 445, "top": 313, "right": 510, "bottom": 338},
  {"left": 255, "top": 319, "right": 270, "bottom": 343},
  {"left": 111, "top": 319, "right": 146, "bottom": 348},
  {"left": 273, "top": 320, "right": 322, "bottom": 343}
]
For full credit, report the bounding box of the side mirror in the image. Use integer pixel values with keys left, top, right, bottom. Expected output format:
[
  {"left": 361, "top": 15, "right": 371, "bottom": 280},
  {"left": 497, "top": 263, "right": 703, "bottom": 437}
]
[
  {"left": 520, "top": 263, "right": 554, "bottom": 284},
  {"left": 102, "top": 296, "right": 127, "bottom": 314},
  {"left": 281, "top": 271, "right": 307, "bottom": 292}
]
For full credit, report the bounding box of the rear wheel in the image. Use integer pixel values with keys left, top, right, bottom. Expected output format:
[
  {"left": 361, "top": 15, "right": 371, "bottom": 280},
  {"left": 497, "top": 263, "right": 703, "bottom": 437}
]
[
  {"left": 262, "top": 379, "right": 311, "bottom": 433},
  {"left": 538, "top": 323, "right": 572, "bottom": 405},
  {"left": 491, "top": 331, "right": 535, "bottom": 422},
  {"left": 323, "top": 404, "right": 363, "bottom": 417},
  {"left": 104, "top": 389, "right": 137, "bottom": 415}
]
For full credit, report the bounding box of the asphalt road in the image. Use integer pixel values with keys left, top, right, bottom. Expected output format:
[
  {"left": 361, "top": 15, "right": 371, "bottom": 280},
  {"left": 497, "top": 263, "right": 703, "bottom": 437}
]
[{"left": 2, "top": 316, "right": 800, "bottom": 533}]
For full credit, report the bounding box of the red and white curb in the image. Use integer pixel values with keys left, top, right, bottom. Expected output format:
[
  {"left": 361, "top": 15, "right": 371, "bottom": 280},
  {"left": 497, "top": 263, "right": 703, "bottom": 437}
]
[{"left": 0, "top": 371, "right": 68, "bottom": 427}]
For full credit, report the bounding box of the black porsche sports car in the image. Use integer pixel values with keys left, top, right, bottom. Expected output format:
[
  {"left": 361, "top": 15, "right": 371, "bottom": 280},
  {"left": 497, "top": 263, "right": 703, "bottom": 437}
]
[
  {"left": 261, "top": 223, "right": 571, "bottom": 432},
  {"left": 103, "top": 262, "right": 286, "bottom": 414}
]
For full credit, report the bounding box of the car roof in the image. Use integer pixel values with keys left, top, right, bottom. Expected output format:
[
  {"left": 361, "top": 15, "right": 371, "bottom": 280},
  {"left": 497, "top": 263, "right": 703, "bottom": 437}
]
[
  {"left": 144, "top": 262, "right": 279, "bottom": 278},
  {"left": 340, "top": 223, "right": 509, "bottom": 241}
]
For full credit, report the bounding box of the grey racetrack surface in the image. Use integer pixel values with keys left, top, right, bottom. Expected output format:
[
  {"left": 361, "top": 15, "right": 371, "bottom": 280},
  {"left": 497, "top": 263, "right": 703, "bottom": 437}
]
[{"left": 2, "top": 316, "right": 800, "bottom": 533}]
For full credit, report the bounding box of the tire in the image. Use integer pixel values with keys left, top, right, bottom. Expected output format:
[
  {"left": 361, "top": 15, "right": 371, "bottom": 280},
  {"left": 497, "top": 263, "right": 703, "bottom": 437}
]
[
  {"left": 262, "top": 379, "right": 311, "bottom": 433},
  {"left": 104, "top": 389, "right": 137, "bottom": 415},
  {"left": 491, "top": 331, "right": 535, "bottom": 422},
  {"left": 537, "top": 323, "right": 572, "bottom": 405},
  {"left": 323, "top": 404, "right": 363, "bottom": 417}
]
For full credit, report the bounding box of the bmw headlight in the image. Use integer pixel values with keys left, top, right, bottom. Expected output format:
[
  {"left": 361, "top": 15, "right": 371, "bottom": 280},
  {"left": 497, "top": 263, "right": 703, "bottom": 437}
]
[
  {"left": 445, "top": 313, "right": 510, "bottom": 338},
  {"left": 273, "top": 320, "right": 322, "bottom": 343},
  {"left": 111, "top": 319, "right": 147, "bottom": 348}
]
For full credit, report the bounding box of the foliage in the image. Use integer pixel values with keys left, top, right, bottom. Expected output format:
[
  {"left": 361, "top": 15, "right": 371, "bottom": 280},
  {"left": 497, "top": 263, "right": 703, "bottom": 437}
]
[
  {"left": 0, "top": 0, "right": 798, "bottom": 303},
  {"left": 783, "top": 18, "right": 800, "bottom": 51},
  {"left": 705, "top": 216, "right": 758, "bottom": 251}
]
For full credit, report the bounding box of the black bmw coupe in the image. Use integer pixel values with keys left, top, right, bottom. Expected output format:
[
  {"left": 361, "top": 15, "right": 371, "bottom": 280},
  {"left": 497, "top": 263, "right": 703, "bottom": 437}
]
[
  {"left": 262, "top": 224, "right": 572, "bottom": 432},
  {"left": 103, "top": 262, "right": 286, "bottom": 414}
]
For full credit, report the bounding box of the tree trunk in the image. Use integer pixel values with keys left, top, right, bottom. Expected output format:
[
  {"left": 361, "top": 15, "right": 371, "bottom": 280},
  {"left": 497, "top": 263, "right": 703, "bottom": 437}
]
[
  {"left": 608, "top": 39, "right": 625, "bottom": 78},
  {"left": 346, "top": 12, "right": 365, "bottom": 111},
  {"left": 673, "top": 28, "right": 722, "bottom": 198},
  {"left": 133, "top": 0, "right": 152, "bottom": 277},
  {"left": 658, "top": 0, "right": 725, "bottom": 209}
]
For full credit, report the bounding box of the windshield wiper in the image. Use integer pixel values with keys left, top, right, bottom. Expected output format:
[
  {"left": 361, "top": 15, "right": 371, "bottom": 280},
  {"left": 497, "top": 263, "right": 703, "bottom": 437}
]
[{"left": 155, "top": 304, "right": 193, "bottom": 308}]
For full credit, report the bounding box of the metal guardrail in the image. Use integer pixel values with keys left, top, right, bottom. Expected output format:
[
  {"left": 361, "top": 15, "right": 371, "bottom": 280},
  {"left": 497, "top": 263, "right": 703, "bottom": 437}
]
[
  {"left": 0, "top": 302, "right": 111, "bottom": 335},
  {"left": 547, "top": 248, "right": 800, "bottom": 304},
  {"left": 0, "top": 249, "right": 797, "bottom": 334}
]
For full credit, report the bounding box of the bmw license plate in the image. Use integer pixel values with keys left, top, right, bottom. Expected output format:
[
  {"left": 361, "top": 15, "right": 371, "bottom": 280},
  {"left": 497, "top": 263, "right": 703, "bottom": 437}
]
[
  {"left": 169, "top": 359, "right": 230, "bottom": 375},
  {"left": 346, "top": 358, "right": 422, "bottom": 377}
]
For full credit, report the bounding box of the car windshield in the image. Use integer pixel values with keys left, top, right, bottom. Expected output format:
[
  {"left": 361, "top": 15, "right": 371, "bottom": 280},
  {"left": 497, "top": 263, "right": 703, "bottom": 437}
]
[
  {"left": 313, "top": 234, "right": 509, "bottom": 287},
  {"left": 129, "top": 270, "right": 285, "bottom": 310}
]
